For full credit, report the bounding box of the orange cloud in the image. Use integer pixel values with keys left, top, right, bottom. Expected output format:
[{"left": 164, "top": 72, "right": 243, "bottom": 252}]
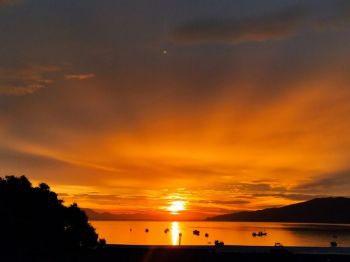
[{"left": 64, "top": 73, "right": 95, "bottom": 80}]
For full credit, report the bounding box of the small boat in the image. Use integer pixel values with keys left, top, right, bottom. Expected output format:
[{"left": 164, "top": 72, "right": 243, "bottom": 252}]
[
  {"left": 330, "top": 241, "right": 338, "bottom": 247},
  {"left": 193, "top": 230, "right": 200, "bottom": 236},
  {"left": 272, "top": 243, "right": 289, "bottom": 254},
  {"left": 252, "top": 231, "right": 267, "bottom": 237},
  {"left": 214, "top": 240, "right": 224, "bottom": 246},
  {"left": 145, "top": 228, "right": 149, "bottom": 233}
]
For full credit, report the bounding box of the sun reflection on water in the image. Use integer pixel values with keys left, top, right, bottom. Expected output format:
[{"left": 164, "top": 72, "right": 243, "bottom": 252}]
[{"left": 171, "top": 221, "right": 179, "bottom": 245}]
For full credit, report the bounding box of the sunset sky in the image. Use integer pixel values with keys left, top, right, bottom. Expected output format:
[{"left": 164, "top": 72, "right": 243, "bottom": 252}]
[{"left": 1, "top": 0, "right": 350, "bottom": 220}]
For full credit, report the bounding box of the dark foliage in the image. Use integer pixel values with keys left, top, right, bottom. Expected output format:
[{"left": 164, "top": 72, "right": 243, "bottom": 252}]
[{"left": 0, "top": 175, "right": 100, "bottom": 254}]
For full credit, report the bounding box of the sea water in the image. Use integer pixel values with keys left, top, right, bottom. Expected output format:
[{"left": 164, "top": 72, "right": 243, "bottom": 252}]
[{"left": 91, "top": 221, "right": 350, "bottom": 247}]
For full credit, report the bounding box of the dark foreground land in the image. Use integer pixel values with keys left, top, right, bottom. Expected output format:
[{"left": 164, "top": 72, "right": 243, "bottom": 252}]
[{"left": 2, "top": 245, "right": 350, "bottom": 262}]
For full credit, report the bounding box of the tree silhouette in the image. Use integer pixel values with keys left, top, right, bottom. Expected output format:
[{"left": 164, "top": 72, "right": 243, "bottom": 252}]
[{"left": 0, "top": 175, "right": 101, "bottom": 254}]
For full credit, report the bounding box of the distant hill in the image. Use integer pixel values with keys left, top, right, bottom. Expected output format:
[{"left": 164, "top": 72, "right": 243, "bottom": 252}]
[
  {"left": 208, "top": 197, "right": 350, "bottom": 223},
  {"left": 83, "top": 209, "right": 160, "bottom": 221},
  {"left": 83, "top": 209, "right": 121, "bottom": 220}
]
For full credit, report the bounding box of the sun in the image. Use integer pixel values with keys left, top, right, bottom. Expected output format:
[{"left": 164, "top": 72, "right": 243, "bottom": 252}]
[{"left": 167, "top": 201, "right": 186, "bottom": 214}]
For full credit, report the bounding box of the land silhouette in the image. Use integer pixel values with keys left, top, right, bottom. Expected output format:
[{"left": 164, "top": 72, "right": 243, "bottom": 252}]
[
  {"left": 1, "top": 176, "right": 350, "bottom": 261},
  {"left": 208, "top": 197, "right": 350, "bottom": 223},
  {"left": 0, "top": 175, "right": 104, "bottom": 259},
  {"left": 85, "top": 197, "right": 350, "bottom": 223}
]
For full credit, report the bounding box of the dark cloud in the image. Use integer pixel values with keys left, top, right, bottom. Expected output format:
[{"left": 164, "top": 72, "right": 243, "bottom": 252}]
[
  {"left": 208, "top": 183, "right": 328, "bottom": 203},
  {"left": 201, "top": 199, "right": 251, "bottom": 205},
  {"left": 172, "top": 7, "right": 306, "bottom": 44},
  {"left": 171, "top": 1, "right": 350, "bottom": 44},
  {"left": 252, "top": 193, "right": 328, "bottom": 201},
  {"left": 295, "top": 170, "right": 350, "bottom": 193}
]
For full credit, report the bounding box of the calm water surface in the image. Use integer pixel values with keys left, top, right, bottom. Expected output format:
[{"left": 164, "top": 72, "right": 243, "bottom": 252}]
[{"left": 91, "top": 221, "right": 350, "bottom": 247}]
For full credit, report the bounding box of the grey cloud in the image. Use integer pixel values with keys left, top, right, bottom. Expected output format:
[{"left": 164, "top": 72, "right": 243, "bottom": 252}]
[
  {"left": 172, "top": 7, "right": 306, "bottom": 44},
  {"left": 295, "top": 170, "right": 350, "bottom": 192},
  {"left": 171, "top": 1, "right": 350, "bottom": 44}
]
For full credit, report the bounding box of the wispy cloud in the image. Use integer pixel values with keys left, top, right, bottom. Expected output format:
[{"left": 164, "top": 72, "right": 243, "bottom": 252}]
[
  {"left": 64, "top": 73, "right": 95, "bottom": 80},
  {"left": 0, "top": 84, "right": 46, "bottom": 96},
  {"left": 0, "top": 65, "right": 60, "bottom": 96}
]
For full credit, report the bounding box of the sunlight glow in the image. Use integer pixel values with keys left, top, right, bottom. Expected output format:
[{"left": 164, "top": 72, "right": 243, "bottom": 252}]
[{"left": 167, "top": 201, "right": 186, "bottom": 215}]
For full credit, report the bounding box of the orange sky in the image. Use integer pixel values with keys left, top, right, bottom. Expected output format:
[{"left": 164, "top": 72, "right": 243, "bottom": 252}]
[{"left": 1, "top": 0, "right": 350, "bottom": 220}]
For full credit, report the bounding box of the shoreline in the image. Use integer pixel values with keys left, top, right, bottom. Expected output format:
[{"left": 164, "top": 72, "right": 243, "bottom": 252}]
[
  {"left": 87, "top": 244, "right": 350, "bottom": 261},
  {"left": 106, "top": 244, "right": 350, "bottom": 255},
  {"left": 2, "top": 244, "right": 350, "bottom": 261}
]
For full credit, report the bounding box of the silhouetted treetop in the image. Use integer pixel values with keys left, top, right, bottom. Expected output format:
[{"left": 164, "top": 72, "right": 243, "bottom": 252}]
[{"left": 0, "top": 175, "right": 101, "bottom": 253}]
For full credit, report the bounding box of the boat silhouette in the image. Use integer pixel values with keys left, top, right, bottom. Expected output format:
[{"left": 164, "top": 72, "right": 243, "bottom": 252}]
[
  {"left": 193, "top": 230, "right": 200, "bottom": 236},
  {"left": 252, "top": 231, "right": 267, "bottom": 237}
]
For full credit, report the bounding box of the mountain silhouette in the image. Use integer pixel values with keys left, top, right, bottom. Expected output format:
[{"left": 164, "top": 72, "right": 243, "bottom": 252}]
[{"left": 208, "top": 197, "right": 350, "bottom": 223}]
